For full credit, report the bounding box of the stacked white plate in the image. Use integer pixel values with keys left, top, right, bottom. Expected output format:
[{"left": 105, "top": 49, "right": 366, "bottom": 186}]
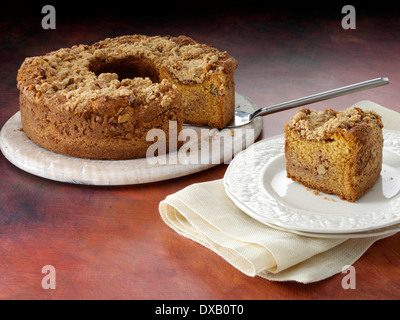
[{"left": 224, "top": 130, "right": 400, "bottom": 238}]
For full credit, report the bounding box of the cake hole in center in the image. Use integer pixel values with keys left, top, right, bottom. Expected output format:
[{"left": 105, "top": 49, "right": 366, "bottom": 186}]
[{"left": 89, "top": 56, "right": 160, "bottom": 83}]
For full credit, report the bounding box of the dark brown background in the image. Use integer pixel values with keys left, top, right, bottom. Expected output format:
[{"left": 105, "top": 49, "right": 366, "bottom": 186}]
[{"left": 1, "top": 2, "right": 400, "bottom": 299}]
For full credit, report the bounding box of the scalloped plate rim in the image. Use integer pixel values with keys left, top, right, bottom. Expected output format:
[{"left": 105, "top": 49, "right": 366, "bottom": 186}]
[{"left": 224, "top": 129, "right": 400, "bottom": 234}]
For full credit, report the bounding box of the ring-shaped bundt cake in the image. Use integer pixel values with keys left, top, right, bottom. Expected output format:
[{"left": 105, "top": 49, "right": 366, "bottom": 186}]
[{"left": 16, "top": 35, "right": 237, "bottom": 160}]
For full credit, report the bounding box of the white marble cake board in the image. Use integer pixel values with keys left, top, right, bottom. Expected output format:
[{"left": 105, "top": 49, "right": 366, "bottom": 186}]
[{"left": 0, "top": 92, "right": 262, "bottom": 185}]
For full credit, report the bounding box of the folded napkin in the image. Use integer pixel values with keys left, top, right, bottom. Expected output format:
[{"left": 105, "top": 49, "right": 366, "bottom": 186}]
[{"left": 159, "top": 101, "right": 400, "bottom": 283}]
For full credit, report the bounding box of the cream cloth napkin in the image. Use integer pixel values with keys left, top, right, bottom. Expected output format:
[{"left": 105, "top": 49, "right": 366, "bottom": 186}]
[{"left": 159, "top": 101, "right": 400, "bottom": 283}]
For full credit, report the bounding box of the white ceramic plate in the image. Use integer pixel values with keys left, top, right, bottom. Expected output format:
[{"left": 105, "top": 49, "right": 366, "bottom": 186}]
[
  {"left": 224, "top": 129, "right": 400, "bottom": 236},
  {"left": 0, "top": 92, "right": 262, "bottom": 185}
]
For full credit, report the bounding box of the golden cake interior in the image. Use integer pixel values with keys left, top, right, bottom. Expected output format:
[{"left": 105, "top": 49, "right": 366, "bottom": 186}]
[{"left": 285, "top": 107, "right": 383, "bottom": 202}]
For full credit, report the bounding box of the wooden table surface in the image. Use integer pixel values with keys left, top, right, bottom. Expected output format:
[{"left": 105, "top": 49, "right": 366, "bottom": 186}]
[{"left": 1, "top": 4, "right": 400, "bottom": 300}]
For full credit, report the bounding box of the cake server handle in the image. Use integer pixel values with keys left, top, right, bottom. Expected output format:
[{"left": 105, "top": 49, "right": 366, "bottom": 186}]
[{"left": 254, "top": 77, "right": 389, "bottom": 118}]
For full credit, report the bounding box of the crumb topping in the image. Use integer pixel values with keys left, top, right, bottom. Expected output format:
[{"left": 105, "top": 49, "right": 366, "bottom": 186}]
[
  {"left": 16, "top": 35, "right": 237, "bottom": 112},
  {"left": 286, "top": 107, "right": 383, "bottom": 141}
]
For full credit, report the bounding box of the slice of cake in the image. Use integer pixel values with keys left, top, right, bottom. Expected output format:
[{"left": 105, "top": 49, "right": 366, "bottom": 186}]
[{"left": 284, "top": 107, "right": 383, "bottom": 202}]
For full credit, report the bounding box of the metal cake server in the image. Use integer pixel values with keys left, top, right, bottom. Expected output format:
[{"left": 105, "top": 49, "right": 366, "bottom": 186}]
[{"left": 226, "top": 77, "right": 389, "bottom": 128}]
